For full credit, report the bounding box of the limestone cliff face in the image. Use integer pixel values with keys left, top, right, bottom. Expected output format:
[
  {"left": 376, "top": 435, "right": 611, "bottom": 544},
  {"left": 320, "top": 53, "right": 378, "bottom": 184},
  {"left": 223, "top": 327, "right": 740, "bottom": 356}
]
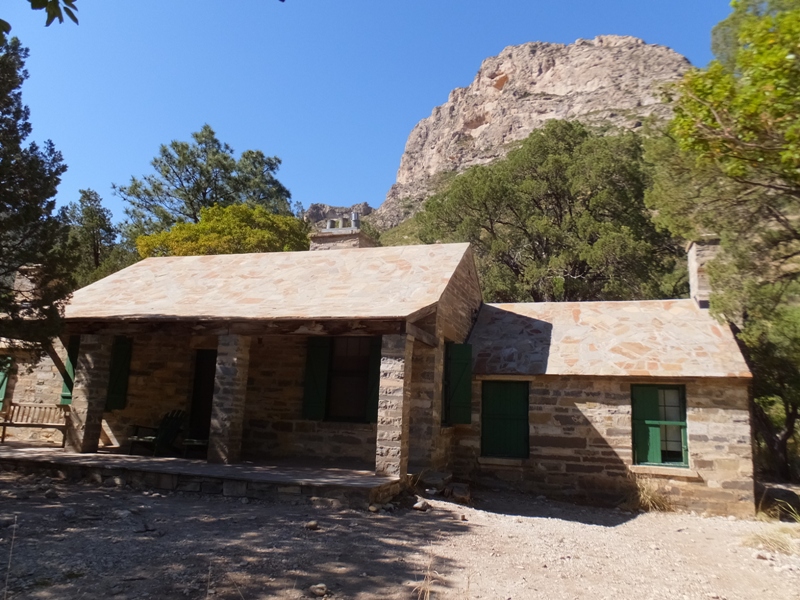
[{"left": 370, "top": 35, "right": 691, "bottom": 229}]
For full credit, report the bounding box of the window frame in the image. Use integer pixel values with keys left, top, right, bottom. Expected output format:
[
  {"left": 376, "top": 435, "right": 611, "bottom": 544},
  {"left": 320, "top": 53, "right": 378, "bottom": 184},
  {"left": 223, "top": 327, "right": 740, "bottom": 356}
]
[
  {"left": 326, "top": 336, "right": 374, "bottom": 423},
  {"left": 631, "top": 384, "right": 689, "bottom": 468},
  {"left": 302, "top": 335, "right": 381, "bottom": 424}
]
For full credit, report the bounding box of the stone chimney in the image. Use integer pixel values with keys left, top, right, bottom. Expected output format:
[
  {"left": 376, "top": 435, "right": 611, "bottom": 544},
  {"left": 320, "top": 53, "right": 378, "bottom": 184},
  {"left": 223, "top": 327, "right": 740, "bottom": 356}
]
[
  {"left": 687, "top": 237, "right": 720, "bottom": 309},
  {"left": 13, "top": 264, "right": 42, "bottom": 309},
  {"left": 308, "top": 212, "right": 379, "bottom": 251}
]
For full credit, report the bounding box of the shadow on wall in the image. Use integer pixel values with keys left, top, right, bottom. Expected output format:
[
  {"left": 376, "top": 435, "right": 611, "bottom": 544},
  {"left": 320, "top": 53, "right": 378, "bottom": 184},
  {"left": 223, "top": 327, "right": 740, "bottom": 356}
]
[
  {"left": 470, "top": 305, "right": 553, "bottom": 376},
  {"left": 466, "top": 378, "right": 641, "bottom": 523}
]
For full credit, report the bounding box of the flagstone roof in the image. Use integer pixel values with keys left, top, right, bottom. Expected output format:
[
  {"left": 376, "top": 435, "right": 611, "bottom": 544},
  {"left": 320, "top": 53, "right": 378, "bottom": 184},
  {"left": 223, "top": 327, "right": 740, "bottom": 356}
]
[
  {"left": 65, "top": 243, "right": 472, "bottom": 322},
  {"left": 468, "top": 300, "right": 751, "bottom": 379}
]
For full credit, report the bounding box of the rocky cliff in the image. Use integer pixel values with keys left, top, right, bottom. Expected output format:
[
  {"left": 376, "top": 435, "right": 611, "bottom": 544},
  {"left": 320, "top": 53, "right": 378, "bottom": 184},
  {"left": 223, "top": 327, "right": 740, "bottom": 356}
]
[{"left": 370, "top": 35, "right": 691, "bottom": 230}]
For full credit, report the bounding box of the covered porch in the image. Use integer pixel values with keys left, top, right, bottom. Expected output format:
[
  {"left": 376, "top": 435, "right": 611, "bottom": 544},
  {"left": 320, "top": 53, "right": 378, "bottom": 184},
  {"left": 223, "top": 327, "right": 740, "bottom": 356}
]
[{"left": 61, "top": 317, "right": 431, "bottom": 479}]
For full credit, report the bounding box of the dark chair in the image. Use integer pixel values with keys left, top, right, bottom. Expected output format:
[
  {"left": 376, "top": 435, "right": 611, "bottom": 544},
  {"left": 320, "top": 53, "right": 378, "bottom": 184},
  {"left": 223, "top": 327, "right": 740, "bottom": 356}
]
[{"left": 128, "top": 409, "right": 186, "bottom": 456}]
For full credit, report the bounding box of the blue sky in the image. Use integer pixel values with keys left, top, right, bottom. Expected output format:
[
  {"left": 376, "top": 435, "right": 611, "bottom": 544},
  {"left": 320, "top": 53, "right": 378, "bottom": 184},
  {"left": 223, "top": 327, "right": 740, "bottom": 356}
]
[{"left": 5, "top": 1, "right": 732, "bottom": 222}]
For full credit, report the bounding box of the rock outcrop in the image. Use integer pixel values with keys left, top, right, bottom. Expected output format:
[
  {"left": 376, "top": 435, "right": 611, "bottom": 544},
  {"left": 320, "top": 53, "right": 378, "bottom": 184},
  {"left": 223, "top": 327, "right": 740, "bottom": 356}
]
[{"left": 371, "top": 35, "right": 691, "bottom": 229}]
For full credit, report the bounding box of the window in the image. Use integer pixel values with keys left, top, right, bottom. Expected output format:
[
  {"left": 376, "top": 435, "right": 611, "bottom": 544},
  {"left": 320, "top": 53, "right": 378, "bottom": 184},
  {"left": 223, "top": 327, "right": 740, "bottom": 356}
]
[
  {"left": 631, "top": 385, "right": 688, "bottom": 466},
  {"left": 302, "top": 336, "right": 381, "bottom": 423},
  {"left": 481, "top": 380, "right": 529, "bottom": 458},
  {"left": 443, "top": 342, "right": 472, "bottom": 425}
]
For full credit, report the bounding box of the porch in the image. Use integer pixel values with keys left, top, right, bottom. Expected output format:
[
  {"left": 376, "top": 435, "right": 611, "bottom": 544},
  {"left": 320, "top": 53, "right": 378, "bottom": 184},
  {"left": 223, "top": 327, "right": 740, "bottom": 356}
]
[{"left": 0, "top": 443, "right": 402, "bottom": 505}]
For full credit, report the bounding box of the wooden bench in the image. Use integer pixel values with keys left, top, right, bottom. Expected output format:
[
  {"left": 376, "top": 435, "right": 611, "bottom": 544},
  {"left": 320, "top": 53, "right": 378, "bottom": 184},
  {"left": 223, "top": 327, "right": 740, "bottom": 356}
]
[{"left": 1, "top": 402, "right": 71, "bottom": 447}]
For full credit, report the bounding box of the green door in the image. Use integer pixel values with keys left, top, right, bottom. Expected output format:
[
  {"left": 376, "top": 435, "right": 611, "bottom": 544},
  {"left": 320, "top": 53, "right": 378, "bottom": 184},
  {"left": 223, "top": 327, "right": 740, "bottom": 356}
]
[{"left": 481, "top": 381, "right": 529, "bottom": 458}]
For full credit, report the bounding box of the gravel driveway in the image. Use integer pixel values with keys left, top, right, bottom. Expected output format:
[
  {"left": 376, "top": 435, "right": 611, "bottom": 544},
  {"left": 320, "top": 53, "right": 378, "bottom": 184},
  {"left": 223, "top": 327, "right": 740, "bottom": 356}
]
[{"left": 0, "top": 470, "right": 797, "bottom": 599}]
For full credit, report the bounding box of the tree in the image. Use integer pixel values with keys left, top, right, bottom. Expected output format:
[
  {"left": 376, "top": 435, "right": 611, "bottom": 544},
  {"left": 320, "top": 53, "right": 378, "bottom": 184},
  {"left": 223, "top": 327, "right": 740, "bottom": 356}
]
[
  {"left": 136, "top": 204, "right": 309, "bottom": 258},
  {"left": 59, "top": 189, "right": 119, "bottom": 288},
  {"left": 711, "top": 0, "right": 800, "bottom": 71},
  {"left": 1, "top": 1, "right": 78, "bottom": 41},
  {"left": 648, "top": 6, "right": 800, "bottom": 480},
  {"left": 418, "top": 120, "right": 686, "bottom": 303},
  {"left": 114, "top": 124, "right": 292, "bottom": 237},
  {"left": 0, "top": 37, "right": 71, "bottom": 348}
]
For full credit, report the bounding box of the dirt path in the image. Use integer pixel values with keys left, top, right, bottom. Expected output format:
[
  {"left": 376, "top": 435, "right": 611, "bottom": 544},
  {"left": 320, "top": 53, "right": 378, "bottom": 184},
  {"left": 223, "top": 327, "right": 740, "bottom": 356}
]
[{"left": 0, "top": 470, "right": 797, "bottom": 599}]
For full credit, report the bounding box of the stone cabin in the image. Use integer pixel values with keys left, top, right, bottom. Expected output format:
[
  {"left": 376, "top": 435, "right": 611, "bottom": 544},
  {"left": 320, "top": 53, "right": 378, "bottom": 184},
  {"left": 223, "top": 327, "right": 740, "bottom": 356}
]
[{"left": 0, "top": 234, "right": 754, "bottom": 515}]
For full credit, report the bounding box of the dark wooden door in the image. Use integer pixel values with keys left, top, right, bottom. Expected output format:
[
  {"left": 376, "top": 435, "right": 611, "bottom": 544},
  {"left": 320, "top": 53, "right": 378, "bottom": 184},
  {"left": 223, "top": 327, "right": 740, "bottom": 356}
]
[
  {"left": 190, "top": 349, "right": 217, "bottom": 439},
  {"left": 481, "top": 381, "right": 530, "bottom": 458}
]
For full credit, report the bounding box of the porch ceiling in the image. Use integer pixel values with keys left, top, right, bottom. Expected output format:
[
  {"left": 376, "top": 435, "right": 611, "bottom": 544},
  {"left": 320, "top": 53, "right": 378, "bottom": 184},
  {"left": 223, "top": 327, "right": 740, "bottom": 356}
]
[{"left": 64, "top": 243, "right": 471, "bottom": 322}]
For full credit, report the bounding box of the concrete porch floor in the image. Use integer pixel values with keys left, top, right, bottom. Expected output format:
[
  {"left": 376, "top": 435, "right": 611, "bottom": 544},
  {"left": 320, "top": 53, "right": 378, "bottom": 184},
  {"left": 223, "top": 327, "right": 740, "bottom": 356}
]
[{"left": 0, "top": 443, "right": 403, "bottom": 506}]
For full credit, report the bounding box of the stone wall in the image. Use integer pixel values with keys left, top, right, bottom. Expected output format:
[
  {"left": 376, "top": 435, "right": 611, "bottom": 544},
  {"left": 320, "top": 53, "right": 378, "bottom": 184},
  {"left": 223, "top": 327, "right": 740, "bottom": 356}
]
[
  {"left": 0, "top": 338, "right": 70, "bottom": 444},
  {"left": 243, "top": 335, "right": 377, "bottom": 464},
  {"left": 375, "top": 334, "right": 410, "bottom": 477},
  {"left": 208, "top": 334, "right": 250, "bottom": 464},
  {"left": 67, "top": 335, "right": 114, "bottom": 452},
  {"left": 308, "top": 230, "right": 378, "bottom": 251},
  {"left": 409, "top": 247, "right": 482, "bottom": 472},
  {"left": 102, "top": 333, "right": 196, "bottom": 448},
  {"left": 407, "top": 315, "right": 442, "bottom": 471},
  {"left": 453, "top": 375, "right": 754, "bottom": 517}
]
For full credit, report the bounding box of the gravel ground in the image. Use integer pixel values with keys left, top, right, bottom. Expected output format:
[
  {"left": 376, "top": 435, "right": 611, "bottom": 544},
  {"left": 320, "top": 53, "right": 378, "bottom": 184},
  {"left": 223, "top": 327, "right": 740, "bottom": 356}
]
[{"left": 0, "top": 470, "right": 798, "bottom": 600}]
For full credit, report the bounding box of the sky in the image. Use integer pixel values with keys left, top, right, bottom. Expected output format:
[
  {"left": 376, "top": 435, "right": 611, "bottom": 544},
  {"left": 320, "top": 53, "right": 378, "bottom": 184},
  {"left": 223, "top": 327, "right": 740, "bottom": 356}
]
[{"left": 5, "top": 1, "right": 733, "bottom": 222}]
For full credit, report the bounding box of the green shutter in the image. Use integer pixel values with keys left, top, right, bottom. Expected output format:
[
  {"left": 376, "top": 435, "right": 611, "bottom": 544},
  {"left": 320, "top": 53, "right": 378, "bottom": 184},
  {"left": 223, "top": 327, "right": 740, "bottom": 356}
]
[
  {"left": 365, "top": 336, "right": 382, "bottom": 423},
  {"left": 60, "top": 335, "right": 81, "bottom": 405},
  {"left": 302, "top": 337, "right": 331, "bottom": 420},
  {"left": 481, "top": 381, "right": 529, "bottom": 458},
  {"left": 105, "top": 336, "right": 133, "bottom": 411},
  {"left": 0, "top": 357, "right": 12, "bottom": 411},
  {"left": 446, "top": 343, "right": 472, "bottom": 425},
  {"left": 631, "top": 385, "right": 661, "bottom": 464}
]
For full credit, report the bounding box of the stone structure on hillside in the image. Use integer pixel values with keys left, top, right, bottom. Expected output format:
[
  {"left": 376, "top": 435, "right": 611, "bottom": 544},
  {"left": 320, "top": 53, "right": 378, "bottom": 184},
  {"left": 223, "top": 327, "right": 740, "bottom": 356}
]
[
  {"left": 304, "top": 202, "right": 374, "bottom": 229},
  {"left": 371, "top": 35, "right": 691, "bottom": 229},
  {"left": 308, "top": 213, "right": 378, "bottom": 251}
]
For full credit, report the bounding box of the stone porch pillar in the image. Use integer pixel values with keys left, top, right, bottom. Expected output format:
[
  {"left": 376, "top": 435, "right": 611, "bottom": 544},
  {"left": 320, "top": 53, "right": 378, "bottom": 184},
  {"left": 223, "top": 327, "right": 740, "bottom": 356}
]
[
  {"left": 375, "top": 334, "right": 413, "bottom": 478},
  {"left": 208, "top": 334, "right": 250, "bottom": 464},
  {"left": 66, "top": 334, "right": 113, "bottom": 453}
]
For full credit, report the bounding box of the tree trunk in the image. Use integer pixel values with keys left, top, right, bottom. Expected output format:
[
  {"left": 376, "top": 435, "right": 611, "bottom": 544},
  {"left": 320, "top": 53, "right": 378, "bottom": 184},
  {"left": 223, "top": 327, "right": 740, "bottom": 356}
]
[{"left": 752, "top": 398, "right": 798, "bottom": 482}]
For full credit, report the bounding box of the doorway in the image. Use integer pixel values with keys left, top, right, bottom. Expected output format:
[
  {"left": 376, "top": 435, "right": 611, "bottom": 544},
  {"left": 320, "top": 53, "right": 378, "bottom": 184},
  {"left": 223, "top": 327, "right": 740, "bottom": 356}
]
[{"left": 189, "top": 349, "right": 217, "bottom": 440}]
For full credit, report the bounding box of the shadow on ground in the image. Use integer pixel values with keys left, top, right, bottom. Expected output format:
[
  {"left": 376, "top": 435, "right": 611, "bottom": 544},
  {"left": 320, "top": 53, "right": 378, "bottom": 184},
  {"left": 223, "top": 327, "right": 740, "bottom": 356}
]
[
  {"left": 0, "top": 470, "right": 471, "bottom": 600},
  {"left": 463, "top": 483, "right": 639, "bottom": 527}
]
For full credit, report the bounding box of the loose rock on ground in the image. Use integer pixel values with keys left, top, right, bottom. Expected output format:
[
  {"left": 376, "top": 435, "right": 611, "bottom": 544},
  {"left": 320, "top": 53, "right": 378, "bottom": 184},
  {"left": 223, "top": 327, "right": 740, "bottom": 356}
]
[{"left": 0, "top": 470, "right": 797, "bottom": 599}]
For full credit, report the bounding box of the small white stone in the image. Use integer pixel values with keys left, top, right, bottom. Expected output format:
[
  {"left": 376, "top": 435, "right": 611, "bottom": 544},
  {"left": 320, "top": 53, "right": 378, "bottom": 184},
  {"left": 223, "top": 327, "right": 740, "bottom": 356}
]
[{"left": 413, "top": 500, "right": 430, "bottom": 511}]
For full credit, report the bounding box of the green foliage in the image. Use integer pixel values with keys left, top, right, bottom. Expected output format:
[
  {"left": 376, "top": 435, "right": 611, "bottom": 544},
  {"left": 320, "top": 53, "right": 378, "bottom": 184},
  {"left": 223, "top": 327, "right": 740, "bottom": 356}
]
[
  {"left": 115, "top": 124, "right": 292, "bottom": 238},
  {"left": 136, "top": 204, "right": 310, "bottom": 258},
  {"left": 1, "top": 1, "right": 79, "bottom": 41},
  {"left": 356, "top": 219, "right": 383, "bottom": 247},
  {"left": 59, "top": 189, "right": 119, "bottom": 288},
  {"left": 378, "top": 216, "right": 424, "bottom": 247},
  {"left": 0, "top": 37, "right": 71, "bottom": 347},
  {"left": 711, "top": 0, "right": 800, "bottom": 71},
  {"left": 419, "top": 120, "right": 686, "bottom": 303},
  {"left": 672, "top": 8, "right": 800, "bottom": 198},
  {"left": 651, "top": 4, "right": 800, "bottom": 480}
]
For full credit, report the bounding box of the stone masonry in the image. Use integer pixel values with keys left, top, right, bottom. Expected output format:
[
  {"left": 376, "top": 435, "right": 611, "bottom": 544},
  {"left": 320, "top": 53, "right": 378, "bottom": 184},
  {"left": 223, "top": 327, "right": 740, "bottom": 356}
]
[
  {"left": 0, "top": 338, "right": 70, "bottom": 445},
  {"left": 412, "top": 248, "right": 482, "bottom": 471},
  {"left": 375, "top": 334, "right": 412, "bottom": 477},
  {"left": 66, "top": 335, "right": 113, "bottom": 453},
  {"left": 454, "top": 375, "right": 754, "bottom": 516},
  {"left": 208, "top": 334, "right": 250, "bottom": 464},
  {"left": 243, "top": 335, "right": 377, "bottom": 464}
]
